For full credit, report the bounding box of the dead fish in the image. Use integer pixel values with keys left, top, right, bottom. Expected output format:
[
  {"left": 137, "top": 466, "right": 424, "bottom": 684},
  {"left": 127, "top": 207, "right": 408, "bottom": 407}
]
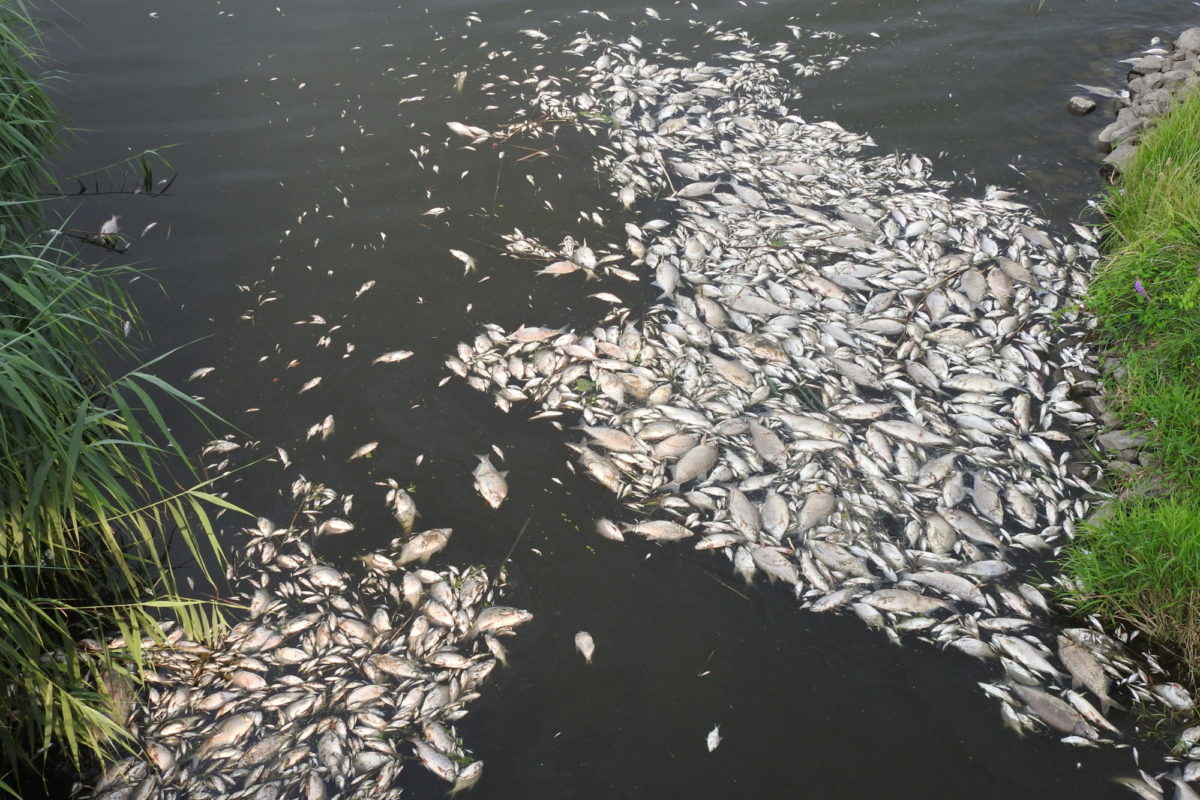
[
  {"left": 575, "top": 631, "right": 595, "bottom": 664},
  {"left": 469, "top": 606, "right": 533, "bottom": 636},
  {"left": 348, "top": 441, "right": 378, "bottom": 461},
  {"left": 628, "top": 520, "right": 693, "bottom": 540},
  {"left": 373, "top": 350, "right": 414, "bottom": 364},
  {"left": 706, "top": 724, "right": 721, "bottom": 752},
  {"left": 450, "top": 249, "right": 478, "bottom": 274},
  {"left": 317, "top": 518, "right": 355, "bottom": 536},
  {"left": 398, "top": 528, "right": 452, "bottom": 565},
  {"left": 473, "top": 455, "right": 509, "bottom": 509}
]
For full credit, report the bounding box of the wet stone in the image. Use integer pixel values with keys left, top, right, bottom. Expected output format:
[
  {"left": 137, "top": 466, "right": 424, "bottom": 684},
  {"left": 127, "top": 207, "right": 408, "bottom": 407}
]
[
  {"left": 1127, "top": 55, "right": 1165, "bottom": 75},
  {"left": 1068, "top": 96, "right": 1097, "bottom": 115},
  {"left": 1102, "top": 141, "right": 1139, "bottom": 174}
]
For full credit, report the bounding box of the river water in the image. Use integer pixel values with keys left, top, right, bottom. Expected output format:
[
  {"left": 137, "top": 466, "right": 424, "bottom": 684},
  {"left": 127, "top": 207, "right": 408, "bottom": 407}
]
[{"left": 38, "top": 1, "right": 1196, "bottom": 797}]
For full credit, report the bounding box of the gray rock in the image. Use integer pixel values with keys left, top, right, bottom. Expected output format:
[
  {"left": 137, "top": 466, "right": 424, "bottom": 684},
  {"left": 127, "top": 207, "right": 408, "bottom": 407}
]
[
  {"left": 1108, "top": 459, "right": 1141, "bottom": 478},
  {"left": 1177, "top": 26, "right": 1200, "bottom": 54},
  {"left": 1097, "top": 429, "right": 1149, "bottom": 451},
  {"left": 1083, "top": 395, "right": 1108, "bottom": 417},
  {"left": 1128, "top": 55, "right": 1165, "bottom": 75},
  {"left": 1102, "top": 141, "right": 1138, "bottom": 174},
  {"left": 1144, "top": 70, "right": 1167, "bottom": 91},
  {"left": 1136, "top": 88, "right": 1173, "bottom": 117},
  {"left": 1162, "top": 69, "right": 1192, "bottom": 90},
  {"left": 1084, "top": 503, "right": 1116, "bottom": 527},
  {"left": 1068, "top": 95, "right": 1097, "bottom": 115},
  {"left": 1128, "top": 75, "right": 1148, "bottom": 96},
  {"left": 1138, "top": 452, "right": 1160, "bottom": 468},
  {"left": 1069, "top": 379, "right": 1100, "bottom": 397},
  {"left": 1121, "top": 473, "right": 1169, "bottom": 500},
  {"left": 1099, "top": 109, "right": 1145, "bottom": 145}
]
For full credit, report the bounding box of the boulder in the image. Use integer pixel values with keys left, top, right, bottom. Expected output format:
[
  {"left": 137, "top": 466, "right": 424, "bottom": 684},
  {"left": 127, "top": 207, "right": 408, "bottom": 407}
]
[
  {"left": 1096, "top": 429, "right": 1148, "bottom": 451},
  {"left": 1082, "top": 395, "right": 1108, "bottom": 417},
  {"left": 1177, "top": 26, "right": 1200, "bottom": 54},
  {"left": 1068, "top": 95, "right": 1097, "bottom": 115},
  {"left": 1162, "top": 69, "right": 1192, "bottom": 90},
  {"left": 1144, "top": 70, "right": 1167, "bottom": 91},
  {"left": 1128, "top": 55, "right": 1165, "bottom": 75}
]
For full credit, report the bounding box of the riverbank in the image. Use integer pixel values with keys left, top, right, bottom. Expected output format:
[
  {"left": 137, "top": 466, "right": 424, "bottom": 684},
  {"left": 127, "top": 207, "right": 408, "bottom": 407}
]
[
  {"left": 1065, "top": 83, "right": 1200, "bottom": 685},
  {"left": 0, "top": 3, "right": 229, "bottom": 792}
]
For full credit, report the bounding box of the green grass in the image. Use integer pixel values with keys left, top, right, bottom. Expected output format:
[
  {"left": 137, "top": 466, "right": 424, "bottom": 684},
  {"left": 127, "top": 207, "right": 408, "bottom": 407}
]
[
  {"left": 0, "top": 1, "right": 240, "bottom": 790},
  {"left": 1064, "top": 497, "right": 1200, "bottom": 670},
  {"left": 1064, "top": 87, "right": 1200, "bottom": 679}
]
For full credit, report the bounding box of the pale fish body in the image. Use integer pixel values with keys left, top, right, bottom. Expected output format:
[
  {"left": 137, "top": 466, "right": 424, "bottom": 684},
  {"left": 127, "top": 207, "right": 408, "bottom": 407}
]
[
  {"left": 450, "top": 761, "right": 484, "bottom": 796},
  {"left": 628, "top": 520, "right": 693, "bottom": 540},
  {"left": 575, "top": 631, "right": 595, "bottom": 664},
  {"left": 473, "top": 455, "right": 509, "bottom": 509},
  {"left": 411, "top": 739, "right": 457, "bottom": 782},
  {"left": 469, "top": 606, "right": 533, "bottom": 636},
  {"left": 662, "top": 442, "right": 718, "bottom": 493},
  {"left": 398, "top": 528, "right": 452, "bottom": 565},
  {"left": 706, "top": 724, "right": 721, "bottom": 752}
]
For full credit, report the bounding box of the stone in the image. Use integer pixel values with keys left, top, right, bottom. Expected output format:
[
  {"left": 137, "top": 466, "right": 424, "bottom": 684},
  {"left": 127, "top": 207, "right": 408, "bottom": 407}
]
[
  {"left": 1084, "top": 503, "right": 1116, "bottom": 527},
  {"left": 1102, "top": 141, "right": 1138, "bottom": 174},
  {"left": 1136, "top": 88, "right": 1173, "bottom": 117},
  {"left": 1128, "top": 55, "right": 1165, "bottom": 75},
  {"left": 1128, "top": 75, "right": 1148, "bottom": 95},
  {"left": 1144, "top": 71, "right": 1167, "bottom": 91},
  {"left": 1068, "top": 95, "right": 1097, "bottom": 115},
  {"left": 1107, "top": 459, "right": 1141, "bottom": 478},
  {"left": 1082, "top": 395, "right": 1108, "bottom": 417},
  {"left": 1177, "top": 26, "right": 1200, "bottom": 54},
  {"left": 1162, "top": 69, "right": 1192, "bottom": 90},
  {"left": 1099, "top": 109, "right": 1145, "bottom": 145},
  {"left": 1096, "top": 429, "right": 1148, "bottom": 451},
  {"left": 1068, "top": 379, "right": 1100, "bottom": 398}
]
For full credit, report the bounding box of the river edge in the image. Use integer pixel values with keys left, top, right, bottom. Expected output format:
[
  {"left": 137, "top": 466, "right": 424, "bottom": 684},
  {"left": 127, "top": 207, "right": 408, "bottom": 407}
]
[{"left": 1064, "top": 22, "right": 1200, "bottom": 733}]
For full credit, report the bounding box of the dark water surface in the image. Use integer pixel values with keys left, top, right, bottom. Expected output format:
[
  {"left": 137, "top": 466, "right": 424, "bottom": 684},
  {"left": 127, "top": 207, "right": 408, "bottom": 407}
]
[{"left": 38, "top": 1, "right": 1196, "bottom": 797}]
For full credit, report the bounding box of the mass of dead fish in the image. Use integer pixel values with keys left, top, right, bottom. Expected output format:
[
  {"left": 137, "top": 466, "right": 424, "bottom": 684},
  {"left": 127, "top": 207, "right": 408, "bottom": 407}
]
[
  {"left": 445, "top": 28, "right": 1200, "bottom": 793},
  {"left": 82, "top": 481, "right": 529, "bottom": 800}
]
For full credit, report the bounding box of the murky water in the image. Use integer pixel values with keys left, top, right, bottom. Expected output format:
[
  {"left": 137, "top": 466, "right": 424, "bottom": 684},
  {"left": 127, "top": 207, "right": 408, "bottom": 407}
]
[{"left": 37, "top": 0, "right": 1193, "bottom": 797}]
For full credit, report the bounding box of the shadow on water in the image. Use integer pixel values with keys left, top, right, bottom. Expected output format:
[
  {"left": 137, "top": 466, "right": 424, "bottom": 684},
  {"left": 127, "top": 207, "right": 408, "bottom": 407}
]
[{"left": 34, "top": 0, "right": 1192, "bottom": 796}]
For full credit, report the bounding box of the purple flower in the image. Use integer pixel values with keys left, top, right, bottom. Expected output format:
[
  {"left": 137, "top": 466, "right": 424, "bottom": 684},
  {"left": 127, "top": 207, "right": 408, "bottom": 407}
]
[{"left": 1134, "top": 278, "right": 1150, "bottom": 300}]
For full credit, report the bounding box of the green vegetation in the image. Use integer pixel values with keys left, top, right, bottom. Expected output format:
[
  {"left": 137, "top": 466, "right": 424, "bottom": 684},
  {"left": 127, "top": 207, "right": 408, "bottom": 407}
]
[
  {"left": 1064, "top": 88, "right": 1200, "bottom": 678},
  {"left": 0, "top": 1, "right": 235, "bottom": 789}
]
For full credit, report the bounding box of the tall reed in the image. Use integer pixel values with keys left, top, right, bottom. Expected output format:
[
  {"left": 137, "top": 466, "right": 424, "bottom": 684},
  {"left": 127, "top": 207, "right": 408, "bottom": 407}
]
[{"left": 0, "top": 0, "right": 235, "bottom": 786}]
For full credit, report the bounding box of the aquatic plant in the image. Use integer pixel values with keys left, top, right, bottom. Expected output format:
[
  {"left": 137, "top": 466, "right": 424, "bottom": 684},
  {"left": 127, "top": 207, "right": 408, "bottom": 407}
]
[
  {"left": 0, "top": 0, "right": 235, "bottom": 789},
  {"left": 1067, "top": 86, "right": 1200, "bottom": 680}
]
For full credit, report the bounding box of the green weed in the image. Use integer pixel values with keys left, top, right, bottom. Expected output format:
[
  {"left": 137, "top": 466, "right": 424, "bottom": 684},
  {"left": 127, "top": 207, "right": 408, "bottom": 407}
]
[{"left": 1064, "top": 87, "right": 1200, "bottom": 681}]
